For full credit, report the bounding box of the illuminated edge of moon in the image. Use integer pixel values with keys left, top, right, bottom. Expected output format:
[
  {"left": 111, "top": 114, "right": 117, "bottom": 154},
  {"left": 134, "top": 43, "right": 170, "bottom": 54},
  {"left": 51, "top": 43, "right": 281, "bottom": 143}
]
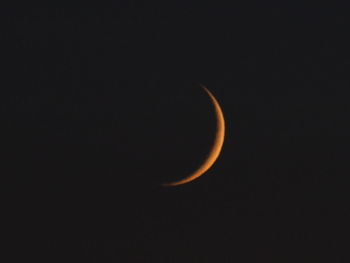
[{"left": 162, "top": 84, "right": 226, "bottom": 187}]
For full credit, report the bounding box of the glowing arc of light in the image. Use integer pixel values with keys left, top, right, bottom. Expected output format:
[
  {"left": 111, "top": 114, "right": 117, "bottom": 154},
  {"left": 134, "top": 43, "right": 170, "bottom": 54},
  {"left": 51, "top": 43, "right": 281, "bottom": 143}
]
[{"left": 163, "top": 85, "right": 225, "bottom": 187}]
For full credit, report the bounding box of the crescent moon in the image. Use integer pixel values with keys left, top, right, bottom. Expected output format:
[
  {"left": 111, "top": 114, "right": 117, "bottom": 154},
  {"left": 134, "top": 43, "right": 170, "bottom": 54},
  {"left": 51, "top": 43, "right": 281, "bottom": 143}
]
[{"left": 163, "top": 85, "right": 226, "bottom": 187}]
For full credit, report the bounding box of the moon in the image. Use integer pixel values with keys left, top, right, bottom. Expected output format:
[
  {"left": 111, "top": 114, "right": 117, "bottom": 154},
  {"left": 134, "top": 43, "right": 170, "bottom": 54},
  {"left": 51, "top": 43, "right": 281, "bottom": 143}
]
[{"left": 163, "top": 85, "right": 226, "bottom": 187}]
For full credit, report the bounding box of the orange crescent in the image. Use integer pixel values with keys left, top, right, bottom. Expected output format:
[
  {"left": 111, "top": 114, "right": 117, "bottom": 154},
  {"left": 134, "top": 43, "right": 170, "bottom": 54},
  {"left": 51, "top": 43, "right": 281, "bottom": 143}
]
[{"left": 163, "top": 85, "right": 225, "bottom": 187}]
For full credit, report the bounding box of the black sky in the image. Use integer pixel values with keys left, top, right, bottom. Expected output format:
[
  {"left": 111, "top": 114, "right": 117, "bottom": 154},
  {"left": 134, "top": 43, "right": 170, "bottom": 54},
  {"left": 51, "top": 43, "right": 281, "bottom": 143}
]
[{"left": 1, "top": 4, "right": 349, "bottom": 262}]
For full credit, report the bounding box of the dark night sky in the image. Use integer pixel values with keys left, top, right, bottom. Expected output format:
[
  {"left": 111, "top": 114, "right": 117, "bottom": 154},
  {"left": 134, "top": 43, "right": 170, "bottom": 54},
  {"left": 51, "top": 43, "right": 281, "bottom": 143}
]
[{"left": 1, "top": 4, "right": 349, "bottom": 262}]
